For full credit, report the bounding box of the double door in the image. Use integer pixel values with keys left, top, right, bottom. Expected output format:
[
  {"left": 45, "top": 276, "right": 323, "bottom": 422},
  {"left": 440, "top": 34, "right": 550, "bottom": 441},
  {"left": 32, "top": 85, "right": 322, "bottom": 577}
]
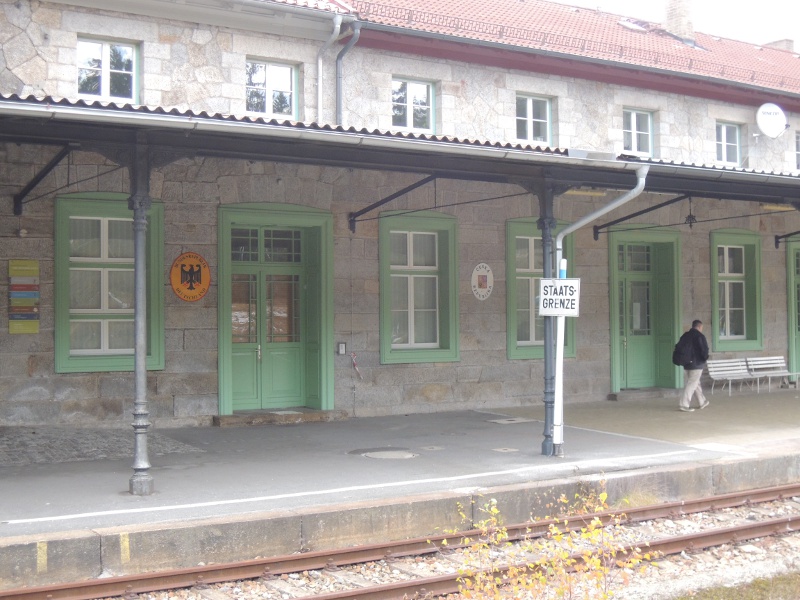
[{"left": 230, "top": 229, "right": 305, "bottom": 410}]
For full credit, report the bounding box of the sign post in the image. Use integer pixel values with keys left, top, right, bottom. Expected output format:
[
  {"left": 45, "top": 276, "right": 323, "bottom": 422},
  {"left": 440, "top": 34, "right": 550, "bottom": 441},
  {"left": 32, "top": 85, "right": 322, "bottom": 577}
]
[{"left": 539, "top": 263, "right": 579, "bottom": 456}]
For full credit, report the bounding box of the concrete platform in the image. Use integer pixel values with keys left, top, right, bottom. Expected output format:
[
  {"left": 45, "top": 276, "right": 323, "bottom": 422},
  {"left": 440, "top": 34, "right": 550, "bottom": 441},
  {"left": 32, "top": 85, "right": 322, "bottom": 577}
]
[{"left": 2, "top": 389, "right": 800, "bottom": 589}]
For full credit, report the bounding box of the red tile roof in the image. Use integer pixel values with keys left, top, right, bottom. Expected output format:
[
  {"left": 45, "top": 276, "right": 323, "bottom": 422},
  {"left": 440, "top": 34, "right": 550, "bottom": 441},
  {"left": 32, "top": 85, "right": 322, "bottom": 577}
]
[{"left": 350, "top": 0, "right": 800, "bottom": 95}]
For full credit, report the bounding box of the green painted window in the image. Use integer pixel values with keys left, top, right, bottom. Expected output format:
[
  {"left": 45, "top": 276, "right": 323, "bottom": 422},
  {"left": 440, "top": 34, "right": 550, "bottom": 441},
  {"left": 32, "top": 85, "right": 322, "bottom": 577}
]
[
  {"left": 506, "top": 219, "right": 575, "bottom": 359},
  {"left": 245, "top": 60, "right": 296, "bottom": 119},
  {"left": 379, "top": 212, "right": 458, "bottom": 363},
  {"left": 77, "top": 39, "right": 138, "bottom": 103},
  {"left": 55, "top": 194, "right": 164, "bottom": 373},
  {"left": 710, "top": 229, "right": 762, "bottom": 351}
]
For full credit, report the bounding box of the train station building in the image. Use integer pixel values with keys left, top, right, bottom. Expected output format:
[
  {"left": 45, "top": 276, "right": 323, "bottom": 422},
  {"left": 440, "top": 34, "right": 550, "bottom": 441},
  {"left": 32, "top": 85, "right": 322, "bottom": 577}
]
[{"left": 1, "top": 0, "right": 800, "bottom": 429}]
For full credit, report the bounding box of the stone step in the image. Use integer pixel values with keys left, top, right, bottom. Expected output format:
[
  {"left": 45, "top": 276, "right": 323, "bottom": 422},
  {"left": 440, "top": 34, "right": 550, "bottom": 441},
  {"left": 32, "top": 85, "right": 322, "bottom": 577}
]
[
  {"left": 607, "top": 388, "right": 680, "bottom": 402},
  {"left": 213, "top": 408, "right": 349, "bottom": 427}
]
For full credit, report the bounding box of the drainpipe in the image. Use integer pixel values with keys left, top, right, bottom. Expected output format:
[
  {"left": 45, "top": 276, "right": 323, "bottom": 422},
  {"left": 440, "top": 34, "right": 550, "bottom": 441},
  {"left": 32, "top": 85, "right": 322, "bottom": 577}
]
[
  {"left": 336, "top": 22, "right": 362, "bottom": 125},
  {"left": 317, "top": 15, "right": 342, "bottom": 123},
  {"left": 549, "top": 165, "right": 649, "bottom": 457}
]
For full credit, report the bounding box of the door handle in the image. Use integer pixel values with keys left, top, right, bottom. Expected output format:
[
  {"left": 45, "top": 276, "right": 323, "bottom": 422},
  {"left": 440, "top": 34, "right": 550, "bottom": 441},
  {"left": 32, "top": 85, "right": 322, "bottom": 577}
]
[{"left": 257, "top": 344, "right": 262, "bottom": 360}]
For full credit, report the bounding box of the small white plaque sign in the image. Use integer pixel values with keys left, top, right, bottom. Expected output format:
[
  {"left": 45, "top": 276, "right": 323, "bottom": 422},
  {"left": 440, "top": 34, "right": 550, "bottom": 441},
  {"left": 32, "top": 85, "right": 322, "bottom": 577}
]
[{"left": 471, "top": 263, "right": 494, "bottom": 300}]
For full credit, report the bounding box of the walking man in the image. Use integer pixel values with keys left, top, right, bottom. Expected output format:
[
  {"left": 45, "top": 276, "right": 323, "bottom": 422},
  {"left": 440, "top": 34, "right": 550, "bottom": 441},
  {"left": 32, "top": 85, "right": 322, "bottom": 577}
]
[{"left": 677, "top": 319, "right": 710, "bottom": 412}]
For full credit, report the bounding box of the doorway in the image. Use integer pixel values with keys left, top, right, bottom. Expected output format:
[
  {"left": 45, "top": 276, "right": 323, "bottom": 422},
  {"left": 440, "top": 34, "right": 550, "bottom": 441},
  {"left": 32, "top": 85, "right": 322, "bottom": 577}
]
[
  {"left": 609, "top": 230, "right": 681, "bottom": 392},
  {"left": 219, "top": 204, "right": 333, "bottom": 414}
]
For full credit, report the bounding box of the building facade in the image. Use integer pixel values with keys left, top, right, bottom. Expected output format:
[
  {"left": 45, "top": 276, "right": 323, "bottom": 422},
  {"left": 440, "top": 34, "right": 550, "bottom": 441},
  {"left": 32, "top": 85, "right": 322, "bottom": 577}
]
[{"left": 1, "top": 0, "right": 800, "bottom": 426}]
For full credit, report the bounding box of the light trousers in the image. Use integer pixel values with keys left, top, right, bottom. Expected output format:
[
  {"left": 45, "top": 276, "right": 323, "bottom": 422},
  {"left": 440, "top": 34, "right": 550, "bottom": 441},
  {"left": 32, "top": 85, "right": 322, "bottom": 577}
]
[{"left": 681, "top": 368, "right": 706, "bottom": 409}]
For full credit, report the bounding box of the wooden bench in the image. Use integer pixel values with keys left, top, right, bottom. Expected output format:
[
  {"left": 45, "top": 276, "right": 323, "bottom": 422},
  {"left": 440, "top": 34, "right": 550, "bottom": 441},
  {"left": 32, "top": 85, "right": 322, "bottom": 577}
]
[
  {"left": 746, "top": 356, "right": 800, "bottom": 392},
  {"left": 707, "top": 359, "right": 756, "bottom": 396}
]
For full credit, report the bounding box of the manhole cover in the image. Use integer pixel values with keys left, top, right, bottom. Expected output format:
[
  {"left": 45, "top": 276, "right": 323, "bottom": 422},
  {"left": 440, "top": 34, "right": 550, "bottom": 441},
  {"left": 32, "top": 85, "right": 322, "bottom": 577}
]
[
  {"left": 348, "top": 447, "right": 418, "bottom": 459},
  {"left": 363, "top": 450, "right": 418, "bottom": 459}
]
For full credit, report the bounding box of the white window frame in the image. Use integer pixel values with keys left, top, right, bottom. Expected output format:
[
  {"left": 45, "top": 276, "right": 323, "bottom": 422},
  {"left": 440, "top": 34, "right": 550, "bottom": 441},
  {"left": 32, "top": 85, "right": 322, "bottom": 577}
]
[
  {"left": 622, "top": 109, "right": 653, "bottom": 156},
  {"left": 514, "top": 236, "right": 544, "bottom": 346},
  {"left": 389, "top": 231, "right": 440, "bottom": 348},
  {"left": 77, "top": 39, "right": 138, "bottom": 103},
  {"left": 516, "top": 95, "right": 551, "bottom": 145},
  {"left": 391, "top": 78, "right": 434, "bottom": 133},
  {"left": 717, "top": 245, "right": 746, "bottom": 340},
  {"left": 245, "top": 59, "right": 297, "bottom": 119},
  {"left": 716, "top": 122, "right": 741, "bottom": 165},
  {"left": 795, "top": 132, "right": 800, "bottom": 170}
]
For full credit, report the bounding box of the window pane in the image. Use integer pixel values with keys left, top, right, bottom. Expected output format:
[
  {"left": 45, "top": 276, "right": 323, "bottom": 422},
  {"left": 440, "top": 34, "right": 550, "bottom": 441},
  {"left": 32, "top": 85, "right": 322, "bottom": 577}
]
[
  {"left": 727, "top": 247, "right": 744, "bottom": 274},
  {"left": 70, "top": 270, "right": 101, "bottom": 309},
  {"left": 246, "top": 62, "right": 266, "bottom": 86},
  {"left": 109, "top": 72, "right": 133, "bottom": 99},
  {"left": 392, "top": 80, "right": 407, "bottom": 127},
  {"left": 108, "top": 270, "right": 134, "bottom": 310},
  {"left": 729, "top": 310, "right": 745, "bottom": 337},
  {"left": 270, "top": 64, "right": 292, "bottom": 91},
  {"left": 232, "top": 228, "right": 259, "bottom": 262},
  {"left": 414, "top": 309, "right": 437, "bottom": 344},
  {"left": 636, "top": 131, "right": 649, "bottom": 152},
  {"left": 108, "top": 220, "right": 134, "bottom": 258},
  {"left": 623, "top": 130, "right": 633, "bottom": 151},
  {"left": 70, "top": 321, "right": 101, "bottom": 351},
  {"left": 412, "top": 233, "right": 436, "bottom": 267},
  {"left": 414, "top": 276, "right": 437, "bottom": 310},
  {"left": 409, "top": 82, "right": 431, "bottom": 130},
  {"left": 232, "top": 274, "right": 257, "bottom": 343},
  {"left": 516, "top": 96, "right": 528, "bottom": 119},
  {"left": 246, "top": 89, "right": 266, "bottom": 113},
  {"left": 717, "top": 246, "right": 725, "bottom": 274},
  {"left": 70, "top": 218, "right": 101, "bottom": 258},
  {"left": 531, "top": 99, "right": 547, "bottom": 121},
  {"left": 517, "top": 278, "right": 531, "bottom": 342},
  {"left": 729, "top": 281, "right": 744, "bottom": 308},
  {"left": 516, "top": 238, "right": 530, "bottom": 270},
  {"left": 623, "top": 111, "right": 632, "bottom": 130},
  {"left": 108, "top": 320, "right": 134, "bottom": 350},
  {"left": 78, "top": 69, "right": 101, "bottom": 95},
  {"left": 109, "top": 44, "right": 133, "bottom": 72},
  {"left": 390, "top": 232, "right": 408, "bottom": 266},
  {"left": 391, "top": 276, "right": 408, "bottom": 311},
  {"left": 273, "top": 91, "right": 292, "bottom": 115},
  {"left": 532, "top": 121, "right": 547, "bottom": 142}
]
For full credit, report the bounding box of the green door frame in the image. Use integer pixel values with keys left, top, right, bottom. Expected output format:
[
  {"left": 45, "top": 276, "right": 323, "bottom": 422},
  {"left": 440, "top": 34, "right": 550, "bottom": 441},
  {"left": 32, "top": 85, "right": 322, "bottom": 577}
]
[
  {"left": 787, "top": 240, "right": 800, "bottom": 378},
  {"left": 218, "top": 203, "right": 334, "bottom": 415},
  {"left": 609, "top": 228, "right": 682, "bottom": 393}
]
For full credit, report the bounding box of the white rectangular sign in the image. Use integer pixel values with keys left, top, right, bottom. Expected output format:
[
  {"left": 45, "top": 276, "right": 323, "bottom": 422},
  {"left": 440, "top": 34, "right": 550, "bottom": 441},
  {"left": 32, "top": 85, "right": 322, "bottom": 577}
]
[{"left": 538, "top": 278, "right": 580, "bottom": 317}]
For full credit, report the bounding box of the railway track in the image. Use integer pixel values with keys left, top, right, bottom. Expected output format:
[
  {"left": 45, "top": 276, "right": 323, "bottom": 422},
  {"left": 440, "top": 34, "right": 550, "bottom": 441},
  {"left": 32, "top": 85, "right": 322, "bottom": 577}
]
[{"left": 5, "top": 482, "right": 800, "bottom": 600}]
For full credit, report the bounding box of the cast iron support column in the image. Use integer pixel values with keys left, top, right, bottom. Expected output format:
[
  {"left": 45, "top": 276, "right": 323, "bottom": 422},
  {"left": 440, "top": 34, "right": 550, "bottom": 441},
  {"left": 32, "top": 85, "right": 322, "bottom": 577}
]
[
  {"left": 538, "top": 211, "right": 557, "bottom": 456},
  {"left": 129, "top": 133, "right": 153, "bottom": 496}
]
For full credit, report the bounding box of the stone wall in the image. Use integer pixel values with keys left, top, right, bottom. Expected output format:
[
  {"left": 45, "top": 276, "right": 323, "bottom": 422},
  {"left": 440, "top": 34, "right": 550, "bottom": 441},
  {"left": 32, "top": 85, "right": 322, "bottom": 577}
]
[
  {"left": 1, "top": 0, "right": 798, "bottom": 173},
  {"left": 3, "top": 144, "right": 799, "bottom": 425}
]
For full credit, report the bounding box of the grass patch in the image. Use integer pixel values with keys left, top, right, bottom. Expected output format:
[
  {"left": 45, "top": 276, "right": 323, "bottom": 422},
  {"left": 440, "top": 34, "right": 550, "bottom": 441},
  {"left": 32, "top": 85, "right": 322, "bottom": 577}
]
[{"left": 672, "top": 572, "right": 800, "bottom": 599}]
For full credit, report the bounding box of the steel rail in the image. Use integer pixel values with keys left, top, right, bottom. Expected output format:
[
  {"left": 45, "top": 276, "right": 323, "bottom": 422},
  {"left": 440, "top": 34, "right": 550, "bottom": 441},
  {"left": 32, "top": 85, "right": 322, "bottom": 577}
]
[{"left": 5, "top": 482, "right": 800, "bottom": 600}]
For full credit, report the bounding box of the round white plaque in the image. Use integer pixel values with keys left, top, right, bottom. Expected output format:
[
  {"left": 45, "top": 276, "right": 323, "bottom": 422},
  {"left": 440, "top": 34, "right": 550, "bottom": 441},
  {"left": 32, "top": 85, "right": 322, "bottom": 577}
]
[{"left": 471, "top": 263, "right": 494, "bottom": 300}]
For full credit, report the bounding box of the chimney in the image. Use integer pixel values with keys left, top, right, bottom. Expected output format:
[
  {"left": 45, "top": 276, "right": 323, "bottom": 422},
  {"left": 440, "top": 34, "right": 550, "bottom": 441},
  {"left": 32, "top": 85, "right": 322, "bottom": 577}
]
[
  {"left": 764, "top": 39, "right": 794, "bottom": 52},
  {"left": 665, "top": 0, "right": 694, "bottom": 44}
]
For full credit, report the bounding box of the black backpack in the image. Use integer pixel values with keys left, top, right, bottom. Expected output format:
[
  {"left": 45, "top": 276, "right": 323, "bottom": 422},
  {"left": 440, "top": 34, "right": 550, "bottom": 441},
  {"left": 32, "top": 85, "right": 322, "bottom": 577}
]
[{"left": 672, "top": 336, "right": 693, "bottom": 366}]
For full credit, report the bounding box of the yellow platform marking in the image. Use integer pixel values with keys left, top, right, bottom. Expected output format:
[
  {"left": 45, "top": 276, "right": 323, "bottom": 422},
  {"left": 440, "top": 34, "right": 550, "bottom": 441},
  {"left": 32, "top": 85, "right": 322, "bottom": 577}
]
[
  {"left": 36, "top": 541, "right": 47, "bottom": 573},
  {"left": 120, "top": 532, "right": 130, "bottom": 564}
]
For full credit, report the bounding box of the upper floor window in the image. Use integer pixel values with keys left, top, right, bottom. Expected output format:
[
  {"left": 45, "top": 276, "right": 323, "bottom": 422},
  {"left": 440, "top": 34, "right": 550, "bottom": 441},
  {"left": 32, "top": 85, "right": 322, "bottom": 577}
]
[
  {"left": 623, "top": 109, "right": 652, "bottom": 156},
  {"left": 716, "top": 122, "right": 741, "bottom": 165},
  {"left": 77, "top": 39, "right": 137, "bottom": 103},
  {"left": 392, "top": 79, "right": 433, "bottom": 133},
  {"left": 246, "top": 60, "right": 296, "bottom": 119},
  {"left": 796, "top": 132, "right": 800, "bottom": 170},
  {"left": 516, "top": 95, "right": 551, "bottom": 145}
]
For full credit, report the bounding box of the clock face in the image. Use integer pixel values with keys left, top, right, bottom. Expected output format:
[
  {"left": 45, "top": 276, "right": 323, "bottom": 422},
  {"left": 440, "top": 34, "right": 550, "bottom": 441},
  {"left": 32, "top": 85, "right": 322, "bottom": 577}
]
[{"left": 471, "top": 263, "right": 493, "bottom": 300}]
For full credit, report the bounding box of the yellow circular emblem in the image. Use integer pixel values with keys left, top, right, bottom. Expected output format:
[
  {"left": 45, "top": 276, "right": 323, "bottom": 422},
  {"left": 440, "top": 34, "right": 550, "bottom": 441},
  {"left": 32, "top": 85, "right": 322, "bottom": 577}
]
[{"left": 170, "top": 252, "right": 211, "bottom": 302}]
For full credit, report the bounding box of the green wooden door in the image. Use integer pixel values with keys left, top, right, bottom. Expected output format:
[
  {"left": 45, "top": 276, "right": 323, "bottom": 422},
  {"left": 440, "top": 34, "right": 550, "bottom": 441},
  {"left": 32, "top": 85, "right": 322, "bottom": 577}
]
[
  {"left": 788, "top": 244, "right": 800, "bottom": 378},
  {"left": 229, "top": 229, "right": 305, "bottom": 410}
]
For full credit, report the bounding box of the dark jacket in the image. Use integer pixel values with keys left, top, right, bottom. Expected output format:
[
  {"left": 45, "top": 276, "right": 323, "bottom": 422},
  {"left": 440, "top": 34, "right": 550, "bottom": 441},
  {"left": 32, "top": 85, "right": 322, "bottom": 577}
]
[{"left": 678, "top": 327, "right": 709, "bottom": 371}]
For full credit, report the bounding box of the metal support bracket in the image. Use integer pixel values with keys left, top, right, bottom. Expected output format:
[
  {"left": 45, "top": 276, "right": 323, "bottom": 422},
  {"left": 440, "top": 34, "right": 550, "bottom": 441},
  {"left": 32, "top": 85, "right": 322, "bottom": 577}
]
[
  {"left": 348, "top": 174, "right": 437, "bottom": 232},
  {"left": 775, "top": 231, "right": 800, "bottom": 248},
  {"left": 593, "top": 194, "right": 689, "bottom": 240},
  {"left": 13, "top": 143, "right": 79, "bottom": 215}
]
